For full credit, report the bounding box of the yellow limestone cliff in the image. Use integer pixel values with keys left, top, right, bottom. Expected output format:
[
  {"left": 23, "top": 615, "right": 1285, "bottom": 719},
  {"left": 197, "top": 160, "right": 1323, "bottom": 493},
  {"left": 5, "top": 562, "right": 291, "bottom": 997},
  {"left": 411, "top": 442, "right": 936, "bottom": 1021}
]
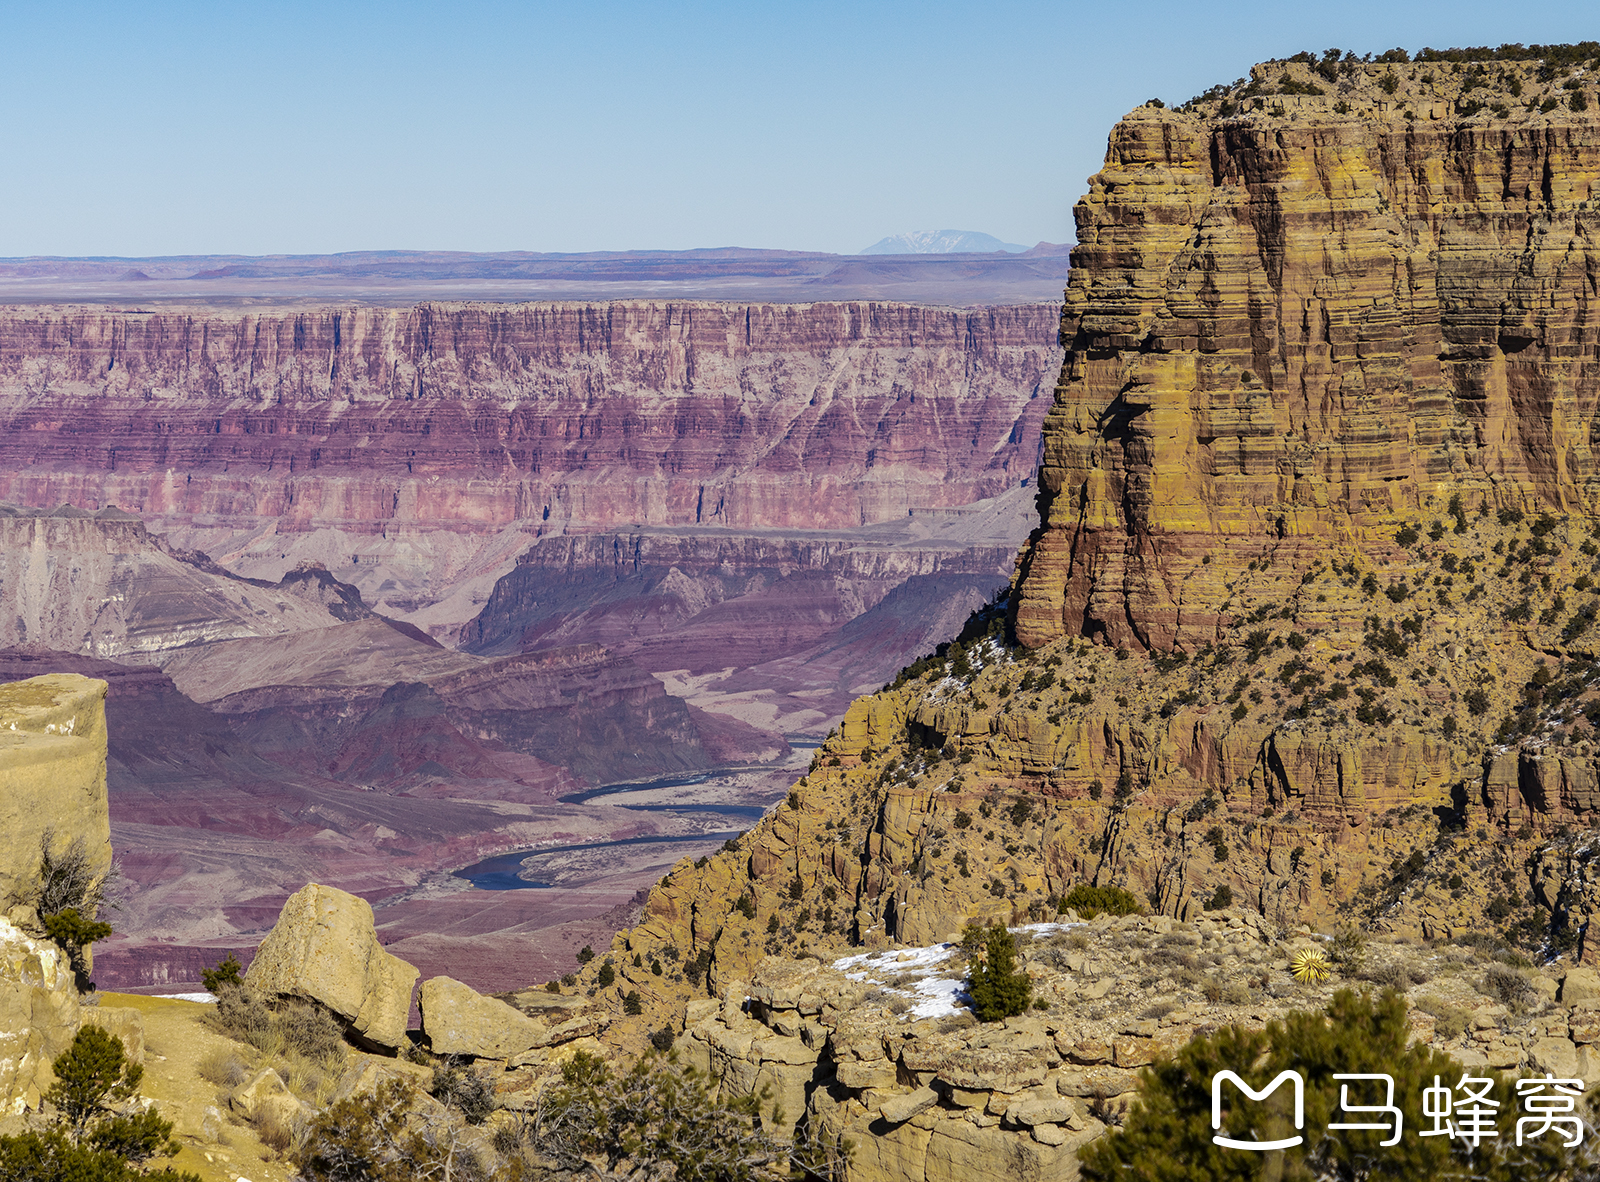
[
  {"left": 1013, "top": 55, "right": 1600, "bottom": 653},
  {"left": 0, "top": 673, "right": 114, "bottom": 1113}
]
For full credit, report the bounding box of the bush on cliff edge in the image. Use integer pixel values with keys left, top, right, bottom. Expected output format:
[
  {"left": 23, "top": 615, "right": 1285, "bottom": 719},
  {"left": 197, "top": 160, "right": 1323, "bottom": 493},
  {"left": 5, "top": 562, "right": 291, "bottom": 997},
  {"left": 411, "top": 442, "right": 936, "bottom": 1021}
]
[{"left": 0, "top": 1026, "right": 197, "bottom": 1182}]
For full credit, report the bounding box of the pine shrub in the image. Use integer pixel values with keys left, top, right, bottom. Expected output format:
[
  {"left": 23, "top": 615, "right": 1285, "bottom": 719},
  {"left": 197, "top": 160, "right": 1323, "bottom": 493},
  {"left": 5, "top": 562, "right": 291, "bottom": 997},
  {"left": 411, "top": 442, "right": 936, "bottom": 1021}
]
[{"left": 968, "top": 924, "right": 1032, "bottom": 1021}]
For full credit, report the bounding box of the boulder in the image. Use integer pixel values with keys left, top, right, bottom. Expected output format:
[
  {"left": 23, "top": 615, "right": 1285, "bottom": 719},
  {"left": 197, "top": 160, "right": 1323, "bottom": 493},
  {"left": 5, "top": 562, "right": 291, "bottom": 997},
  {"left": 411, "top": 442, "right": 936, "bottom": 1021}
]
[
  {"left": 1006, "top": 1096, "right": 1076, "bottom": 1127},
  {"left": 80, "top": 1006, "right": 143, "bottom": 1064},
  {"left": 419, "top": 976, "right": 551, "bottom": 1059},
  {"left": 1055, "top": 1066, "right": 1141, "bottom": 1097},
  {"left": 1561, "top": 969, "right": 1600, "bottom": 1004},
  {"left": 245, "top": 883, "right": 419, "bottom": 1050},
  {"left": 0, "top": 917, "right": 80, "bottom": 1113},
  {"left": 229, "top": 1067, "right": 304, "bottom": 1130},
  {"left": 879, "top": 1085, "right": 939, "bottom": 1125}
]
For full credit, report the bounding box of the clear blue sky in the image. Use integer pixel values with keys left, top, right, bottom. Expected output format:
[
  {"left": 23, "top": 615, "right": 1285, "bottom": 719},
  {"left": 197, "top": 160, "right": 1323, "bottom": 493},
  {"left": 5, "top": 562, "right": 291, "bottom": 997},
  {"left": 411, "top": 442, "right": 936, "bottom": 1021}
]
[{"left": 4, "top": 0, "right": 1594, "bottom": 257}]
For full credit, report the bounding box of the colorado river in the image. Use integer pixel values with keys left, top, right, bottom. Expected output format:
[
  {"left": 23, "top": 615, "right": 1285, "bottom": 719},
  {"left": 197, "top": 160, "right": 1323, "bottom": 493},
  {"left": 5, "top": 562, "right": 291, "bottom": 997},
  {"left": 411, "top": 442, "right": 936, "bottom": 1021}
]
[{"left": 455, "top": 768, "right": 780, "bottom": 890}]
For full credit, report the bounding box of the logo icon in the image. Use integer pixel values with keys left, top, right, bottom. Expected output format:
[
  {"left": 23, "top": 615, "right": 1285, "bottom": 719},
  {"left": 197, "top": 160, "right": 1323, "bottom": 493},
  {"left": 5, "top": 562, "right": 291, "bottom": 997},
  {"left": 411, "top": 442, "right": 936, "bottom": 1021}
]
[{"left": 1211, "top": 1070, "right": 1305, "bottom": 1151}]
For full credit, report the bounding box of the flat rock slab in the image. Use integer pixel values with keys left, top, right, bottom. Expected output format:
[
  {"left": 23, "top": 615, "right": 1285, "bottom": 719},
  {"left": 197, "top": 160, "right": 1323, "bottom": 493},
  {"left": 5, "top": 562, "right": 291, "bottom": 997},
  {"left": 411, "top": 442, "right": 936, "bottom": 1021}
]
[{"left": 420, "top": 975, "right": 551, "bottom": 1059}]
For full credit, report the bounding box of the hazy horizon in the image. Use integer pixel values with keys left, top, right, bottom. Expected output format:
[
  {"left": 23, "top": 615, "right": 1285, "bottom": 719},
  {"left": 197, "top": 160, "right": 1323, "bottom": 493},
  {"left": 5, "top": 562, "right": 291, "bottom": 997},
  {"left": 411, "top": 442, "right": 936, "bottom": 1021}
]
[{"left": 5, "top": 0, "right": 1596, "bottom": 258}]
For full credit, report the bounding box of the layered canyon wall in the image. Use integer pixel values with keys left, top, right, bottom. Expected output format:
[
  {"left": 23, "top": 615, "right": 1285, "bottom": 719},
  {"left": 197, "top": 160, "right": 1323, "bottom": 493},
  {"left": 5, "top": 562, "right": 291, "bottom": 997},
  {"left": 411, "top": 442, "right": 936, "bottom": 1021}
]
[
  {"left": 0, "top": 300, "right": 1059, "bottom": 626},
  {"left": 1013, "top": 57, "right": 1600, "bottom": 652}
]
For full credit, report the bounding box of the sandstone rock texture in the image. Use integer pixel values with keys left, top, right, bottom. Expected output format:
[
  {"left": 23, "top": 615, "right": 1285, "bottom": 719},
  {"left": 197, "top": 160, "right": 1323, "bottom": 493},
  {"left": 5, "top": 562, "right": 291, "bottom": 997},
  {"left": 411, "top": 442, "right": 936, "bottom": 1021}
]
[
  {"left": 0, "top": 301, "right": 1060, "bottom": 628},
  {"left": 1013, "top": 58, "right": 1600, "bottom": 653},
  {"left": 669, "top": 916, "right": 1600, "bottom": 1182},
  {"left": 591, "top": 57, "right": 1600, "bottom": 1035},
  {"left": 0, "top": 673, "right": 112, "bottom": 914},
  {"left": 244, "top": 883, "right": 419, "bottom": 1051},
  {"left": 0, "top": 917, "right": 80, "bottom": 1115},
  {"left": 418, "top": 975, "right": 552, "bottom": 1060}
]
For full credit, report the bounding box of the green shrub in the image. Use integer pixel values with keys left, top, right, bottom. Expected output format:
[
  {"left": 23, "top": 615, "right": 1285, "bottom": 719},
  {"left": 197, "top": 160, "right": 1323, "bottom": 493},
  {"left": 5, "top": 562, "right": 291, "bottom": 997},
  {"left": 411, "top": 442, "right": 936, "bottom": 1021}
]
[
  {"left": 1079, "top": 990, "right": 1566, "bottom": 1181},
  {"left": 967, "top": 924, "right": 1032, "bottom": 1021},
  {"left": 1062, "top": 884, "right": 1142, "bottom": 919},
  {"left": 597, "top": 963, "right": 616, "bottom": 987},
  {"left": 0, "top": 1026, "right": 198, "bottom": 1182},
  {"left": 41, "top": 909, "right": 112, "bottom": 980},
  {"left": 200, "top": 954, "right": 243, "bottom": 994},
  {"left": 1330, "top": 925, "right": 1367, "bottom": 972},
  {"left": 624, "top": 991, "right": 644, "bottom": 1016},
  {"left": 1204, "top": 884, "right": 1234, "bottom": 911}
]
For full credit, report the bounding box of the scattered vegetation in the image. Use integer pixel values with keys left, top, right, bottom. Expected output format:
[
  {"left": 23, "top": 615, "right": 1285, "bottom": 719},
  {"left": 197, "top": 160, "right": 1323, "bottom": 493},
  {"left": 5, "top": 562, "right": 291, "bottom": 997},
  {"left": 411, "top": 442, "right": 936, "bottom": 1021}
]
[
  {"left": 1080, "top": 990, "right": 1571, "bottom": 1181},
  {"left": 0, "top": 1026, "right": 195, "bottom": 1182},
  {"left": 504, "top": 1051, "right": 849, "bottom": 1181},
  {"left": 1059, "top": 884, "right": 1142, "bottom": 919}
]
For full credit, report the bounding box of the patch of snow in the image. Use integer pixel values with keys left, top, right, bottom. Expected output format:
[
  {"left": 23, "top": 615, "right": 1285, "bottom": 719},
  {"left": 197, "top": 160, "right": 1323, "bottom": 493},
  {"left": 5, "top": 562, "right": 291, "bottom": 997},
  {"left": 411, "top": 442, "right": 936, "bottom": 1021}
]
[
  {"left": 154, "top": 992, "right": 217, "bottom": 1003},
  {"left": 835, "top": 943, "right": 956, "bottom": 977},
  {"left": 906, "top": 975, "right": 969, "bottom": 1019},
  {"left": 1016, "top": 922, "right": 1086, "bottom": 938},
  {"left": 829, "top": 923, "right": 1090, "bottom": 1020}
]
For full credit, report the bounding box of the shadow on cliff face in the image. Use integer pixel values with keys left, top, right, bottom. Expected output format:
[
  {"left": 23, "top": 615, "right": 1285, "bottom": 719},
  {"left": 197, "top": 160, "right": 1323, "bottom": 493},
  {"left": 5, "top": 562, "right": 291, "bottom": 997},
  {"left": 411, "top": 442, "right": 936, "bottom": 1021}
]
[{"left": 461, "top": 532, "right": 1020, "bottom": 732}]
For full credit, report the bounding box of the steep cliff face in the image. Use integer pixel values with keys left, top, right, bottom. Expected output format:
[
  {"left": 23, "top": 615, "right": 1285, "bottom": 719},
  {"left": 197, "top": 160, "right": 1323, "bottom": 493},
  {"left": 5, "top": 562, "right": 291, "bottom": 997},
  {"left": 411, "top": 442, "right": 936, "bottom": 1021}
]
[
  {"left": 0, "top": 301, "right": 1058, "bottom": 622},
  {"left": 593, "top": 64, "right": 1600, "bottom": 1132},
  {"left": 1014, "top": 58, "right": 1600, "bottom": 652}
]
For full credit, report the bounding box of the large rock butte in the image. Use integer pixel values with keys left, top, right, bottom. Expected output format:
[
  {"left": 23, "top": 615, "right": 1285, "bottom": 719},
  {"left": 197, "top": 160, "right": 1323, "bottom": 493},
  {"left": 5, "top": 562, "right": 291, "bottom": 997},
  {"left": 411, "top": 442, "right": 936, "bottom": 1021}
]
[
  {"left": 0, "top": 673, "right": 112, "bottom": 915},
  {"left": 1013, "top": 57, "right": 1600, "bottom": 653}
]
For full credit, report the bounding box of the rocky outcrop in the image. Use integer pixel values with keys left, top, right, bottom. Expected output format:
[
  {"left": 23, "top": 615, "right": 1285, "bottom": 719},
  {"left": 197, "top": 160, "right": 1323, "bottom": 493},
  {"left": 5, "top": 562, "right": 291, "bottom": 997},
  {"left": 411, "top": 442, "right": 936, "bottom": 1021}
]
[
  {"left": 0, "top": 917, "right": 81, "bottom": 1115},
  {"left": 590, "top": 54, "right": 1600, "bottom": 991},
  {"left": 244, "top": 883, "right": 419, "bottom": 1051},
  {"left": 0, "top": 673, "right": 112, "bottom": 917},
  {"left": 668, "top": 912, "right": 1600, "bottom": 1181},
  {"left": 1013, "top": 58, "right": 1600, "bottom": 652}
]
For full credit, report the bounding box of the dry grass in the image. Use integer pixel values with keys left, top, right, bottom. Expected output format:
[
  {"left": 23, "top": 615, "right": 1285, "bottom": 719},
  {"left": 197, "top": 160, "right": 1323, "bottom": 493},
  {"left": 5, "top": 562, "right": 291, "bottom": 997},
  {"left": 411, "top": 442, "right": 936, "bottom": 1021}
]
[
  {"left": 206, "top": 984, "right": 349, "bottom": 1105},
  {"left": 255, "top": 1106, "right": 295, "bottom": 1154},
  {"left": 197, "top": 1047, "right": 252, "bottom": 1088}
]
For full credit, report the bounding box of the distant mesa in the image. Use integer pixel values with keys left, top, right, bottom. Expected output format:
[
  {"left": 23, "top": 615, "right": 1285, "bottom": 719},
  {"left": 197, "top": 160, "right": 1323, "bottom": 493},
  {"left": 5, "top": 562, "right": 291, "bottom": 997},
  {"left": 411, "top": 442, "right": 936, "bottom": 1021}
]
[{"left": 859, "top": 230, "right": 1028, "bottom": 255}]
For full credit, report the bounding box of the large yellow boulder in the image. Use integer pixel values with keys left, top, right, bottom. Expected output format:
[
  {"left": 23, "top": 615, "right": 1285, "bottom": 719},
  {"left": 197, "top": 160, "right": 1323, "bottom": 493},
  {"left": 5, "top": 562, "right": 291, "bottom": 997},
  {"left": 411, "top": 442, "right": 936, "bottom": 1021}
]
[
  {"left": 419, "top": 976, "right": 551, "bottom": 1059},
  {"left": 245, "top": 883, "right": 419, "bottom": 1051}
]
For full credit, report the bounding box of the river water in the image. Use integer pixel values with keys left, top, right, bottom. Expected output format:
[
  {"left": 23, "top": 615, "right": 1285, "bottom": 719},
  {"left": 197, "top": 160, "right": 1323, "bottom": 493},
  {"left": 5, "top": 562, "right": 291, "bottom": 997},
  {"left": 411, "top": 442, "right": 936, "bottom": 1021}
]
[{"left": 453, "top": 766, "right": 788, "bottom": 890}]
